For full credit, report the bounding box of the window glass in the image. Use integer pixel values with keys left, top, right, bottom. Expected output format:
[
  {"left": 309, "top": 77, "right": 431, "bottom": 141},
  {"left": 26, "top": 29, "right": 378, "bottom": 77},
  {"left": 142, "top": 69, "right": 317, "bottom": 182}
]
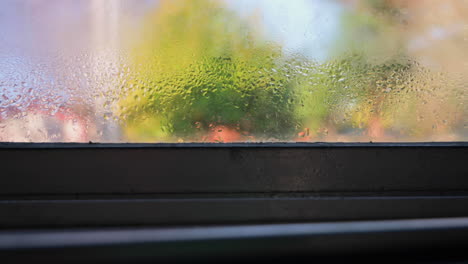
[{"left": 0, "top": 0, "right": 466, "bottom": 142}]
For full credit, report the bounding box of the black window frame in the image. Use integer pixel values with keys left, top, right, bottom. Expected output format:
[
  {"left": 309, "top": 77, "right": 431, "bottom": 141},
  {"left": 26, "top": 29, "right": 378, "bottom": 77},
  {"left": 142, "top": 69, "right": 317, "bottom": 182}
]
[{"left": 0, "top": 142, "right": 467, "bottom": 228}]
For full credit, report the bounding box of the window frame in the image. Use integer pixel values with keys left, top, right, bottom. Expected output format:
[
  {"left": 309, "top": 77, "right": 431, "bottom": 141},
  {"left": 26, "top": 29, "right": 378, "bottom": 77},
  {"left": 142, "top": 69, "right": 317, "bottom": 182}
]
[{"left": 0, "top": 142, "right": 467, "bottom": 228}]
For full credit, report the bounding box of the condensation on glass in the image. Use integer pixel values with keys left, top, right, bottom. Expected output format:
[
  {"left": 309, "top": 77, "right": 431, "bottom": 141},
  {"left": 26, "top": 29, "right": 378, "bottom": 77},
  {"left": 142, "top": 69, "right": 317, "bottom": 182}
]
[{"left": 0, "top": 0, "right": 466, "bottom": 143}]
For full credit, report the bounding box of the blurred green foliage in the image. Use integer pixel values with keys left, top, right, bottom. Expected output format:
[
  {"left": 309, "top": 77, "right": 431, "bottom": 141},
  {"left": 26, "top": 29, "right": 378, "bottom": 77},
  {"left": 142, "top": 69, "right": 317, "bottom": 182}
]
[
  {"left": 120, "top": 0, "right": 327, "bottom": 141},
  {"left": 118, "top": 0, "right": 461, "bottom": 142}
]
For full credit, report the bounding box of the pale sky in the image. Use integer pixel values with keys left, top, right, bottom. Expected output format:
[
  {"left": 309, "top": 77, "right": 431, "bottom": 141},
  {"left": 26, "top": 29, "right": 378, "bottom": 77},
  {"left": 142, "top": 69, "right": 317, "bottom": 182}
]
[{"left": 227, "top": 0, "right": 343, "bottom": 61}]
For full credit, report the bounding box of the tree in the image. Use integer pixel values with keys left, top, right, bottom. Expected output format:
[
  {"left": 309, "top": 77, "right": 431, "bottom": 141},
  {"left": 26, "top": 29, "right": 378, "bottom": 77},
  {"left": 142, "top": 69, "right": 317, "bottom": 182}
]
[{"left": 119, "top": 0, "right": 301, "bottom": 142}]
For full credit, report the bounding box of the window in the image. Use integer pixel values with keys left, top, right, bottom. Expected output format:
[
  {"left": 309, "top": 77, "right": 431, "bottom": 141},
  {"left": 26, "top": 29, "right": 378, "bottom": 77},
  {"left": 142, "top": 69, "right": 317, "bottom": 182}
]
[
  {"left": 0, "top": 0, "right": 466, "bottom": 143},
  {"left": 0, "top": 0, "right": 466, "bottom": 232},
  {"left": 0, "top": 2, "right": 467, "bottom": 262}
]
